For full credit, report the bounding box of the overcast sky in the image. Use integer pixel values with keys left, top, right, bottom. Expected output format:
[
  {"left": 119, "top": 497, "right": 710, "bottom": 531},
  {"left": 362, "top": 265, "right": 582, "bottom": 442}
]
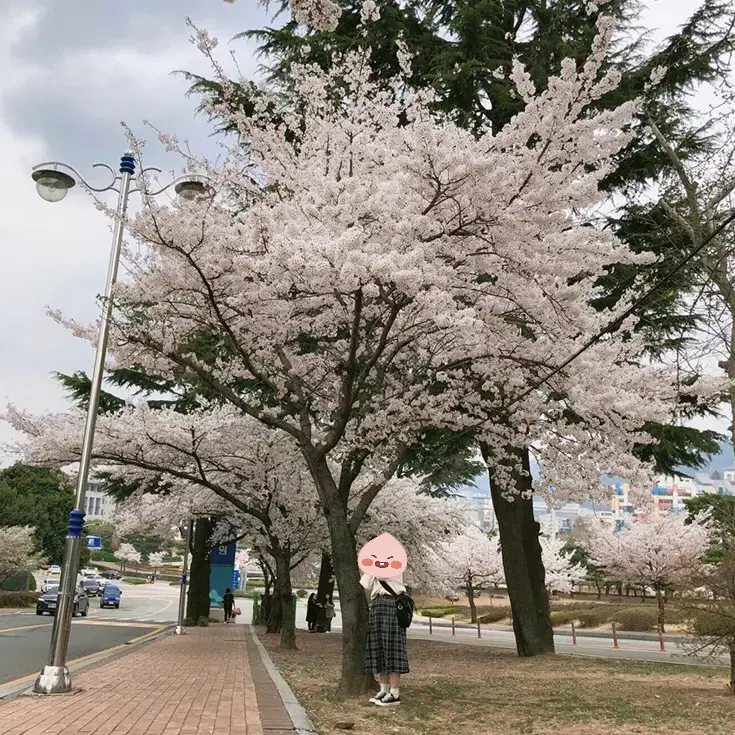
[{"left": 0, "top": 0, "right": 726, "bottom": 463}]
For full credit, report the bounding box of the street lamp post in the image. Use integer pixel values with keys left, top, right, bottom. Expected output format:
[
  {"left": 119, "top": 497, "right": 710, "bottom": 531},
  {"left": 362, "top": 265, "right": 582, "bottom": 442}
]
[
  {"left": 175, "top": 518, "right": 194, "bottom": 636},
  {"left": 31, "top": 151, "right": 210, "bottom": 695}
]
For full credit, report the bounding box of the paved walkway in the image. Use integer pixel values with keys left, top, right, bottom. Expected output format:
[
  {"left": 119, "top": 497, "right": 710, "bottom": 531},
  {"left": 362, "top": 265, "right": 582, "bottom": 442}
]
[{"left": 0, "top": 625, "right": 297, "bottom": 735}]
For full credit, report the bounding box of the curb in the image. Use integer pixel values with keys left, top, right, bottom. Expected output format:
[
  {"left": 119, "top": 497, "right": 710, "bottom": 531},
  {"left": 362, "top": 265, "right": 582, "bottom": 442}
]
[
  {"left": 248, "top": 626, "right": 317, "bottom": 735},
  {"left": 0, "top": 624, "right": 173, "bottom": 702}
]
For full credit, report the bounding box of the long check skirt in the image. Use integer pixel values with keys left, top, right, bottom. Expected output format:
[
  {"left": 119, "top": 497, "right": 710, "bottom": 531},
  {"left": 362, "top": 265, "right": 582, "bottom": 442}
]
[{"left": 364, "top": 595, "right": 409, "bottom": 675}]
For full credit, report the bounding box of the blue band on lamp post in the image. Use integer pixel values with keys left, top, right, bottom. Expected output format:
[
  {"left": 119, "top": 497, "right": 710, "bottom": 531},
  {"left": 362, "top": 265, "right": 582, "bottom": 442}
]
[
  {"left": 119, "top": 154, "right": 136, "bottom": 175},
  {"left": 67, "top": 509, "right": 86, "bottom": 538}
]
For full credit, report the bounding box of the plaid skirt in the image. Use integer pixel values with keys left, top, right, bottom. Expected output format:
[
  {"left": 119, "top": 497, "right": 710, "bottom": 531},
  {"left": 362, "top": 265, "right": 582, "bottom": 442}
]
[{"left": 364, "top": 595, "right": 409, "bottom": 675}]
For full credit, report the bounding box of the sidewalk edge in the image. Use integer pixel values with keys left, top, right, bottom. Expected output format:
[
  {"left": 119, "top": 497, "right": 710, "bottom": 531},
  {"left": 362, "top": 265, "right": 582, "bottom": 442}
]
[
  {"left": 248, "top": 625, "right": 316, "bottom": 735},
  {"left": 0, "top": 624, "right": 173, "bottom": 702}
]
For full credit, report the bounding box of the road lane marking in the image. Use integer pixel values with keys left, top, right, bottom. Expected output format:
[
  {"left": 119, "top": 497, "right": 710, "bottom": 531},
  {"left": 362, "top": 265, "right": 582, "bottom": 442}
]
[
  {"left": 0, "top": 623, "right": 53, "bottom": 634},
  {"left": 0, "top": 624, "right": 169, "bottom": 693}
]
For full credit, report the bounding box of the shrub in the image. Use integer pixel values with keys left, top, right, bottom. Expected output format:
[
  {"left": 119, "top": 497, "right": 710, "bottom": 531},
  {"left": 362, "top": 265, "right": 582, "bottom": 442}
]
[
  {"left": 419, "top": 605, "right": 459, "bottom": 618},
  {"left": 296, "top": 589, "right": 308, "bottom": 598},
  {"left": 90, "top": 550, "right": 117, "bottom": 562},
  {"left": 550, "top": 600, "right": 600, "bottom": 612},
  {"left": 550, "top": 610, "right": 579, "bottom": 626},
  {"left": 234, "top": 590, "right": 248, "bottom": 597},
  {"left": 612, "top": 608, "right": 658, "bottom": 632},
  {"left": 197, "top": 616, "right": 210, "bottom": 627},
  {"left": 477, "top": 607, "right": 512, "bottom": 624},
  {"left": 0, "top": 591, "right": 38, "bottom": 608},
  {"left": 576, "top": 609, "right": 611, "bottom": 628}
]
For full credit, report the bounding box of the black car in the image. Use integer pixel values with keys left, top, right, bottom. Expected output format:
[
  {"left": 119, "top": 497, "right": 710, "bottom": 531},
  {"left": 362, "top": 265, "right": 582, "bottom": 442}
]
[
  {"left": 80, "top": 579, "right": 102, "bottom": 597},
  {"left": 100, "top": 570, "right": 122, "bottom": 580},
  {"left": 36, "top": 588, "right": 90, "bottom": 617}
]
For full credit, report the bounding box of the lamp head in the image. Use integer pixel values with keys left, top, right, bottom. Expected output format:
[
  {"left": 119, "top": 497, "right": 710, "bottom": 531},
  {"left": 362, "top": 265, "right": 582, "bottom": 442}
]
[
  {"left": 31, "top": 168, "right": 76, "bottom": 203},
  {"left": 174, "top": 177, "right": 210, "bottom": 202}
]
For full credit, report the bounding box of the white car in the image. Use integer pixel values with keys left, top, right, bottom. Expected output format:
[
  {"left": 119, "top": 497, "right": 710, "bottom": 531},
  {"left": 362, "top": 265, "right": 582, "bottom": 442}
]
[
  {"left": 48, "top": 565, "right": 61, "bottom": 577},
  {"left": 41, "top": 578, "right": 61, "bottom": 593}
]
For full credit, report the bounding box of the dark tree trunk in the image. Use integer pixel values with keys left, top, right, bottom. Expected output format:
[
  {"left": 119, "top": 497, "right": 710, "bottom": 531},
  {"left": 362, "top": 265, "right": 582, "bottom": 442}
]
[
  {"left": 186, "top": 518, "right": 213, "bottom": 621},
  {"left": 729, "top": 643, "right": 735, "bottom": 695},
  {"left": 267, "top": 574, "right": 282, "bottom": 633},
  {"left": 273, "top": 548, "right": 295, "bottom": 648},
  {"left": 656, "top": 588, "right": 666, "bottom": 633},
  {"left": 467, "top": 583, "right": 478, "bottom": 623},
  {"left": 308, "top": 457, "right": 372, "bottom": 694},
  {"left": 315, "top": 552, "right": 335, "bottom": 632},
  {"left": 482, "top": 442, "right": 554, "bottom": 657}
]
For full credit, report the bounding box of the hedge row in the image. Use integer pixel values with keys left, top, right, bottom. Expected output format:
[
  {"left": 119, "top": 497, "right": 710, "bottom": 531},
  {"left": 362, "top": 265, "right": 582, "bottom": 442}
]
[{"left": 0, "top": 591, "right": 38, "bottom": 608}]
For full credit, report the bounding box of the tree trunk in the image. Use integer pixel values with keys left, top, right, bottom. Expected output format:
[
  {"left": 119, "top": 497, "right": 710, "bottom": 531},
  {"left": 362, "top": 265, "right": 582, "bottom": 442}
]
[
  {"left": 273, "top": 548, "right": 296, "bottom": 649},
  {"left": 267, "top": 575, "right": 282, "bottom": 633},
  {"left": 595, "top": 582, "right": 602, "bottom": 600},
  {"left": 482, "top": 442, "right": 554, "bottom": 657},
  {"left": 315, "top": 552, "right": 335, "bottom": 632},
  {"left": 729, "top": 643, "right": 735, "bottom": 695},
  {"left": 656, "top": 587, "right": 666, "bottom": 633},
  {"left": 468, "top": 583, "right": 478, "bottom": 623},
  {"left": 186, "top": 518, "right": 213, "bottom": 621},
  {"left": 308, "top": 457, "right": 372, "bottom": 694}
]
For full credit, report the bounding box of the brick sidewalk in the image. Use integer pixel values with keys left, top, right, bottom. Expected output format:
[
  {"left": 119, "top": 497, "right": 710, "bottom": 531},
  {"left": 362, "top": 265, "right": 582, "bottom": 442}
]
[{"left": 0, "top": 625, "right": 295, "bottom": 735}]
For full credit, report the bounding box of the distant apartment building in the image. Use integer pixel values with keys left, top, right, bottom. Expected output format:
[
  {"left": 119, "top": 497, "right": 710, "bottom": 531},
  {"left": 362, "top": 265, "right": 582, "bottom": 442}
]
[{"left": 83, "top": 479, "right": 118, "bottom": 521}]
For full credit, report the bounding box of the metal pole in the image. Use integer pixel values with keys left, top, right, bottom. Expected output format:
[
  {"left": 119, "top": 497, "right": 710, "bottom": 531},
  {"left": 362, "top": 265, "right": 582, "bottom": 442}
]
[
  {"left": 175, "top": 518, "right": 193, "bottom": 635},
  {"left": 34, "top": 152, "right": 135, "bottom": 695}
]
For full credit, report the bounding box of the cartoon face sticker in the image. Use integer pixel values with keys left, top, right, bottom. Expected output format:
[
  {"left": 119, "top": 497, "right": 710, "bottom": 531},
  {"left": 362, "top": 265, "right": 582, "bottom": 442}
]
[{"left": 358, "top": 533, "right": 407, "bottom": 580}]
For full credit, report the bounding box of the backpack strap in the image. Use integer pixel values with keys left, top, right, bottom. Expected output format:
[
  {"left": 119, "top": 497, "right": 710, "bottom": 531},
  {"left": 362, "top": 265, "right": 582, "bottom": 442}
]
[{"left": 379, "top": 580, "right": 398, "bottom": 597}]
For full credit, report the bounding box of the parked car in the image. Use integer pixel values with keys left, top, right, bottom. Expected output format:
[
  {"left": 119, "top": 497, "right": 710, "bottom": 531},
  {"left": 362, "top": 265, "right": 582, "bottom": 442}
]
[
  {"left": 48, "top": 564, "right": 61, "bottom": 577},
  {"left": 37, "top": 586, "right": 90, "bottom": 617},
  {"left": 41, "top": 578, "right": 61, "bottom": 593},
  {"left": 100, "top": 584, "right": 122, "bottom": 609},
  {"left": 445, "top": 592, "right": 460, "bottom": 602},
  {"left": 80, "top": 578, "right": 102, "bottom": 597}
]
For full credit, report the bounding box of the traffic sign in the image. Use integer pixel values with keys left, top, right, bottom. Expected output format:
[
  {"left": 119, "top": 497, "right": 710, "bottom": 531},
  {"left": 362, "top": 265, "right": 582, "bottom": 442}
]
[
  {"left": 232, "top": 569, "right": 241, "bottom": 589},
  {"left": 85, "top": 536, "right": 102, "bottom": 549}
]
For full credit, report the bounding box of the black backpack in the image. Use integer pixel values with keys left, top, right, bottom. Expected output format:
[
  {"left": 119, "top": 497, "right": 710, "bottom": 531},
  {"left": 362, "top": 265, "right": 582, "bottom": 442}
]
[{"left": 379, "top": 580, "right": 414, "bottom": 629}]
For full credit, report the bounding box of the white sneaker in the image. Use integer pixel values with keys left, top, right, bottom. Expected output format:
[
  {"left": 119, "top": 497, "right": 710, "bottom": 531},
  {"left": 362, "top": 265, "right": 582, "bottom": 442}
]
[
  {"left": 369, "top": 691, "right": 388, "bottom": 704},
  {"left": 375, "top": 693, "right": 401, "bottom": 707}
]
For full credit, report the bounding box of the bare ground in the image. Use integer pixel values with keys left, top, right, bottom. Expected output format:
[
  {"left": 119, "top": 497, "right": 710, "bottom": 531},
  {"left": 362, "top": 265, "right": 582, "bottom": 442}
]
[{"left": 257, "top": 627, "right": 735, "bottom": 735}]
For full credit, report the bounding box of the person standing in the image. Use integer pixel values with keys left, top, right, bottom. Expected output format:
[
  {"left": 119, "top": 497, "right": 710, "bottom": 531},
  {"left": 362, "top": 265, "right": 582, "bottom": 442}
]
[
  {"left": 362, "top": 573, "right": 408, "bottom": 707},
  {"left": 306, "top": 592, "right": 318, "bottom": 632},
  {"left": 223, "top": 587, "right": 235, "bottom": 623},
  {"left": 324, "top": 596, "right": 335, "bottom": 632}
]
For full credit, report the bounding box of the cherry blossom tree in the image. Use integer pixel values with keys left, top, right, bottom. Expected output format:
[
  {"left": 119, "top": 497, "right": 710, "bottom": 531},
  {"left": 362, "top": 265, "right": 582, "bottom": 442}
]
[
  {"left": 147, "top": 551, "right": 166, "bottom": 580},
  {"left": 116, "top": 542, "right": 141, "bottom": 572},
  {"left": 586, "top": 513, "right": 712, "bottom": 632},
  {"left": 0, "top": 526, "right": 46, "bottom": 586},
  {"left": 435, "top": 526, "right": 505, "bottom": 623},
  {"left": 5, "top": 1, "right": 705, "bottom": 689},
  {"left": 540, "top": 536, "right": 587, "bottom": 595}
]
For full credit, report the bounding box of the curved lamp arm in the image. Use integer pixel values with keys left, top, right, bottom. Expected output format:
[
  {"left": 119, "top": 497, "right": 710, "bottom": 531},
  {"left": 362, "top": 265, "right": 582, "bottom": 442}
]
[{"left": 31, "top": 161, "right": 120, "bottom": 193}]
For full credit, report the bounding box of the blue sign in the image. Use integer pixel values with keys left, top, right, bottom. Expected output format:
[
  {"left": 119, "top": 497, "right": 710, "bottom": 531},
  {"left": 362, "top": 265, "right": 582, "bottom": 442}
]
[
  {"left": 85, "top": 536, "right": 102, "bottom": 549},
  {"left": 211, "top": 542, "right": 236, "bottom": 566},
  {"left": 232, "top": 569, "right": 241, "bottom": 589}
]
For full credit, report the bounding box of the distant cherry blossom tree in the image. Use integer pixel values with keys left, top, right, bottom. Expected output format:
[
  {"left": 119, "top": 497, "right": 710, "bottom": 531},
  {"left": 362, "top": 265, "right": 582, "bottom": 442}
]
[
  {"left": 147, "top": 551, "right": 166, "bottom": 580},
  {"left": 116, "top": 543, "right": 142, "bottom": 572},
  {"left": 587, "top": 513, "right": 712, "bottom": 631},
  {"left": 0, "top": 526, "right": 46, "bottom": 586},
  {"left": 540, "top": 537, "right": 587, "bottom": 595},
  {"left": 435, "top": 526, "right": 505, "bottom": 623}
]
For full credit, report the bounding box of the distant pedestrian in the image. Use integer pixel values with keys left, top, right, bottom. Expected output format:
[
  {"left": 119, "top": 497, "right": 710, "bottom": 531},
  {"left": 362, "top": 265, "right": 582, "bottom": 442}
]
[
  {"left": 362, "top": 573, "right": 409, "bottom": 707},
  {"left": 325, "top": 596, "right": 335, "bottom": 632},
  {"left": 223, "top": 587, "right": 235, "bottom": 623},
  {"left": 306, "top": 593, "right": 318, "bottom": 632}
]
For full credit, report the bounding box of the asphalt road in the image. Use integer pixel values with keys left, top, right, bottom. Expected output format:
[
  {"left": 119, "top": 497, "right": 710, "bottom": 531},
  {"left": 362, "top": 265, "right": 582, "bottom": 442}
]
[{"left": 0, "top": 579, "right": 180, "bottom": 688}]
